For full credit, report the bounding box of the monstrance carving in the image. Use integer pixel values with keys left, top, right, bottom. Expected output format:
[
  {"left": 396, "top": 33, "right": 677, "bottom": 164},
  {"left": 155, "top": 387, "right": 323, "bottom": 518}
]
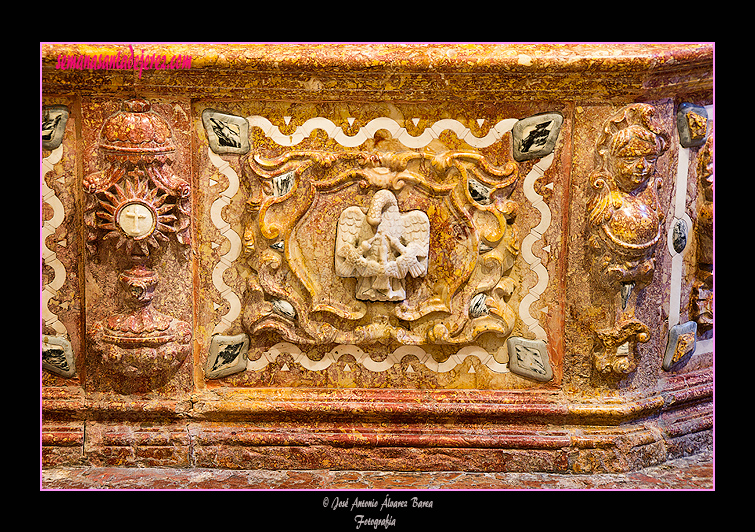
[
  {"left": 240, "top": 149, "right": 519, "bottom": 349},
  {"left": 587, "top": 104, "right": 669, "bottom": 377},
  {"left": 84, "top": 98, "right": 192, "bottom": 390}
]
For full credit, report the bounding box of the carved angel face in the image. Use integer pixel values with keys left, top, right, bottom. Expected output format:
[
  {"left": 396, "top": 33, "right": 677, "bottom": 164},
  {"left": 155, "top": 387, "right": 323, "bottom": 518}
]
[
  {"left": 608, "top": 126, "right": 661, "bottom": 193},
  {"left": 96, "top": 175, "right": 177, "bottom": 258}
]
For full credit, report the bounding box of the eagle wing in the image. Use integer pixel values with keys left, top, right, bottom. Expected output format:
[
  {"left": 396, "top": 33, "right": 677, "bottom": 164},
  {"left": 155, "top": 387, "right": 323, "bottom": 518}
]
[
  {"left": 335, "top": 206, "right": 366, "bottom": 277},
  {"left": 400, "top": 210, "right": 431, "bottom": 277}
]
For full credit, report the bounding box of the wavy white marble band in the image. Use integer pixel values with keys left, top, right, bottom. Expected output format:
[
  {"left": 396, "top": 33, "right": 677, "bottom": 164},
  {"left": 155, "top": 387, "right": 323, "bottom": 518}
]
[
  {"left": 246, "top": 116, "right": 519, "bottom": 149},
  {"left": 42, "top": 145, "right": 68, "bottom": 336},
  {"left": 518, "top": 153, "right": 554, "bottom": 341},
  {"left": 208, "top": 148, "right": 243, "bottom": 334},
  {"left": 248, "top": 342, "right": 510, "bottom": 374}
]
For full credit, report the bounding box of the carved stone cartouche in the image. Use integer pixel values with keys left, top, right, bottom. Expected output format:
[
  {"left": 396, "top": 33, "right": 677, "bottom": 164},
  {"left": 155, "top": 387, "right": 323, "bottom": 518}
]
[
  {"left": 241, "top": 149, "right": 519, "bottom": 348},
  {"left": 84, "top": 98, "right": 192, "bottom": 391},
  {"left": 587, "top": 104, "right": 669, "bottom": 377}
]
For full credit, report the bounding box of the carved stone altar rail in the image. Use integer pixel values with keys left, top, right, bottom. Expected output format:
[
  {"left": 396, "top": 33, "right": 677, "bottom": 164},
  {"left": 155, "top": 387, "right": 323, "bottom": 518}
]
[{"left": 41, "top": 43, "right": 713, "bottom": 473}]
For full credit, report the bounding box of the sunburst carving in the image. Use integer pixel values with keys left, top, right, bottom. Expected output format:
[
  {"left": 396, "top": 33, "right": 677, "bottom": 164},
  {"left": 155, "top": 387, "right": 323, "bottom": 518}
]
[{"left": 94, "top": 175, "right": 178, "bottom": 258}]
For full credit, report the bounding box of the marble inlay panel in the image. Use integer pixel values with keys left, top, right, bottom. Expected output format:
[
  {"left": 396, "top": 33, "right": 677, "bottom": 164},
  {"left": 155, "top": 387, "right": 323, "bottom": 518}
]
[{"left": 195, "top": 100, "right": 568, "bottom": 390}]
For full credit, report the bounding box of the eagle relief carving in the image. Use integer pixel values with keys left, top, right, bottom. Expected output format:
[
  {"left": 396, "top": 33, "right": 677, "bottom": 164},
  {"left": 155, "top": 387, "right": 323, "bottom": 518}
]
[{"left": 335, "top": 189, "right": 430, "bottom": 302}]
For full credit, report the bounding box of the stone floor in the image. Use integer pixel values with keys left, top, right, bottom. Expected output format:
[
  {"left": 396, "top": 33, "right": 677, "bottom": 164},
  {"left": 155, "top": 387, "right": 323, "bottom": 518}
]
[{"left": 41, "top": 448, "right": 713, "bottom": 490}]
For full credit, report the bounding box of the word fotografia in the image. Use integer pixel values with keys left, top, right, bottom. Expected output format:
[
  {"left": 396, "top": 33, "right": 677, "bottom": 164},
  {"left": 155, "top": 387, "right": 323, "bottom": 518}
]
[
  {"left": 354, "top": 514, "right": 397, "bottom": 530},
  {"left": 54, "top": 45, "right": 191, "bottom": 79}
]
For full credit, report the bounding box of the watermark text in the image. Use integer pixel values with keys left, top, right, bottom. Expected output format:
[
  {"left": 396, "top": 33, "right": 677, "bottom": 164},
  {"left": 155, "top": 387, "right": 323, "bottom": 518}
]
[
  {"left": 322, "top": 494, "right": 434, "bottom": 529},
  {"left": 54, "top": 45, "right": 191, "bottom": 79}
]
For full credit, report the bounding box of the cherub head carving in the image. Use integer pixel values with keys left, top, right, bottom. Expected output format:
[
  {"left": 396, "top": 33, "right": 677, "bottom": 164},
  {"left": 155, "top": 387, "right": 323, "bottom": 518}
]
[
  {"left": 595, "top": 103, "right": 669, "bottom": 195},
  {"left": 588, "top": 104, "right": 669, "bottom": 295}
]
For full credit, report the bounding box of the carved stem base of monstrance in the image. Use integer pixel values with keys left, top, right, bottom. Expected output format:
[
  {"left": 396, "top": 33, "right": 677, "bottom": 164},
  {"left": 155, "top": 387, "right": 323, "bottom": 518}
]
[{"left": 88, "top": 266, "right": 192, "bottom": 391}]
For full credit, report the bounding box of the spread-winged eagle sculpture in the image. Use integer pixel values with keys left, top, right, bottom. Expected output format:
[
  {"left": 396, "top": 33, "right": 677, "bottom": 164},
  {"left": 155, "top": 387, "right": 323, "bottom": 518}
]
[{"left": 335, "top": 189, "right": 430, "bottom": 301}]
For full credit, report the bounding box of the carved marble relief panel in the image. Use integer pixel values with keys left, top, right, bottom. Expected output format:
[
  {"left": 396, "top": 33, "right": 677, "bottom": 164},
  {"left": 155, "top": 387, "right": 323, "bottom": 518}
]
[
  {"left": 82, "top": 97, "right": 194, "bottom": 394},
  {"left": 195, "top": 101, "right": 570, "bottom": 390},
  {"left": 586, "top": 103, "right": 670, "bottom": 377}
]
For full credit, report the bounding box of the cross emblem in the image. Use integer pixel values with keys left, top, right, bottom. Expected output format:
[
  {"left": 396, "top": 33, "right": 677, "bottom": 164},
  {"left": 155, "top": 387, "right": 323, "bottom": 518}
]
[{"left": 119, "top": 203, "right": 153, "bottom": 237}]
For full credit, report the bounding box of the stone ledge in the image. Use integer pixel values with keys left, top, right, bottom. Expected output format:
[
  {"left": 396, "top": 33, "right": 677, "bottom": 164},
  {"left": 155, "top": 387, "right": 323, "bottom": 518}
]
[
  {"left": 41, "top": 369, "right": 712, "bottom": 472},
  {"left": 41, "top": 43, "right": 713, "bottom": 102},
  {"left": 42, "top": 366, "right": 712, "bottom": 426},
  {"left": 41, "top": 449, "right": 713, "bottom": 489}
]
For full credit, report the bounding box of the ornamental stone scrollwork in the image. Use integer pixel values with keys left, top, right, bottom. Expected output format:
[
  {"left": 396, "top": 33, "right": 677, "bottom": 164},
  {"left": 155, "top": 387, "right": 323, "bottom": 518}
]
[
  {"left": 42, "top": 335, "right": 76, "bottom": 378},
  {"left": 511, "top": 113, "right": 563, "bottom": 162},
  {"left": 240, "top": 149, "right": 520, "bottom": 350},
  {"left": 677, "top": 103, "right": 709, "bottom": 148},
  {"left": 663, "top": 320, "right": 697, "bottom": 371},
  {"left": 205, "top": 333, "right": 250, "bottom": 379},
  {"left": 202, "top": 109, "right": 250, "bottom": 155},
  {"left": 506, "top": 337, "right": 552, "bottom": 381},
  {"left": 691, "top": 131, "right": 713, "bottom": 333},
  {"left": 84, "top": 98, "right": 192, "bottom": 392},
  {"left": 587, "top": 103, "right": 669, "bottom": 378}
]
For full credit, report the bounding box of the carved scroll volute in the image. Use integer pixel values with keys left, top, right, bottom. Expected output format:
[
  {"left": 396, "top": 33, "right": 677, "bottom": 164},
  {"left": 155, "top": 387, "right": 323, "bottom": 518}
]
[
  {"left": 84, "top": 98, "right": 192, "bottom": 393},
  {"left": 587, "top": 103, "right": 669, "bottom": 377},
  {"left": 432, "top": 152, "right": 519, "bottom": 341}
]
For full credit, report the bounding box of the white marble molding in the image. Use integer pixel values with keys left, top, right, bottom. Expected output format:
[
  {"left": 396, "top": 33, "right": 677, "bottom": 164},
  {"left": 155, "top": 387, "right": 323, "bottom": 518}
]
[
  {"left": 518, "top": 153, "right": 555, "bottom": 341},
  {"left": 246, "top": 116, "right": 519, "bottom": 149},
  {"left": 42, "top": 145, "right": 68, "bottom": 337},
  {"left": 248, "top": 342, "right": 510, "bottom": 374},
  {"left": 666, "top": 104, "right": 714, "bottom": 357},
  {"left": 208, "top": 148, "right": 243, "bottom": 335}
]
